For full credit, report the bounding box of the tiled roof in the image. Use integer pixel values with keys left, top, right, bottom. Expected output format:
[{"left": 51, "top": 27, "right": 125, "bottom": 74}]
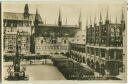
[{"left": 4, "top": 12, "right": 42, "bottom": 21}]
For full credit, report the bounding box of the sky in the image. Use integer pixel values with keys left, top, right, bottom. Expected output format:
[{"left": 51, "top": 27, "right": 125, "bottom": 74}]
[{"left": 3, "top": 0, "right": 126, "bottom": 30}]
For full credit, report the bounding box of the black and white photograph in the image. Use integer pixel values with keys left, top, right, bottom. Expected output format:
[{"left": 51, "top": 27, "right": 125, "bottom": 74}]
[{"left": 2, "top": 0, "right": 126, "bottom": 82}]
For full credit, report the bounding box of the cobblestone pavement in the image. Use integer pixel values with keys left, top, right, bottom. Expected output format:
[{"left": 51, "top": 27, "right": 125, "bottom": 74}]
[{"left": 4, "top": 59, "right": 66, "bottom": 80}]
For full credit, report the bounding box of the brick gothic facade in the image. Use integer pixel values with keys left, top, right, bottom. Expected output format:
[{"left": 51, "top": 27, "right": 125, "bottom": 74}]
[
  {"left": 32, "top": 9, "right": 81, "bottom": 55},
  {"left": 85, "top": 11, "right": 125, "bottom": 77},
  {"left": 68, "top": 10, "right": 125, "bottom": 79}
]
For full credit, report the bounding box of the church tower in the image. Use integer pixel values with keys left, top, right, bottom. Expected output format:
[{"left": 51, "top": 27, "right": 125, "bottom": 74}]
[
  {"left": 24, "top": 4, "right": 29, "bottom": 19},
  {"left": 34, "top": 9, "right": 40, "bottom": 36}
]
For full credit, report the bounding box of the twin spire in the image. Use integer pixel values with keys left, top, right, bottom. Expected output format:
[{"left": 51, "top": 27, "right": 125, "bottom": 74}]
[
  {"left": 33, "top": 4, "right": 125, "bottom": 28},
  {"left": 58, "top": 8, "right": 82, "bottom": 27},
  {"left": 33, "top": 4, "right": 82, "bottom": 28}
]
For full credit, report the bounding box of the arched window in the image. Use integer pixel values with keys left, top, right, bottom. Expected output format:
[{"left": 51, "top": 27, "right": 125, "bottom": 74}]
[
  {"left": 116, "top": 28, "right": 120, "bottom": 36},
  {"left": 111, "top": 27, "right": 115, "bottom": 36}
]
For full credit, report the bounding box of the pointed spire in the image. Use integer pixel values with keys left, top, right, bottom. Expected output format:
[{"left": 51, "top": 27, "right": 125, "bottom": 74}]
[
  {"left": 94, "top": 14, "right": 97, "bottom": 25},
  {"left": 34, "top": 8, "right": 40, "bottom": 26},
  {"left": 86, "top": 18, "right": 88, "bottom": 27},
  {"left": 115, "top": 17, "right": 118, "bottom": 23},
  {"left": 90, "top": 16, "right": 92, "bottom": 26},
  {"left": 24, "top": 4, "right": 29, "bottom": 14},
  {"left": 106, "top": 7, "right": 109, "bottom": 21},
  {"left": 79, "top": 10, "right": 82, "bottom": 23},
  {"left": 100, "top": 12, "right": 102, "bottom": 22},
  {"left": 78, "top": 10, "right": 82, "bottom": 29},
  {"left": 58, "top": 8, "right": 62, "bottom": 26},
  {"left": 35, "top": 8, "right": 39, "bottom": 20},
  {"left": 65, "top": 18, "right": 67, "bottom": 25},
  {"left": 121, "top": 9, "right": 124, "bottom": 22},
  {"left": 58, "top": 9, "right": 62, "bottom": 22},
  {"left": 36, "top": 8, "right": 38, "bottom": 15},
  {"left": 105, "top": 7, "right": 110, "bottom": 24},
  {"left": 24, "top": 4, "right": 29, "bottom": 18},
  {"left": 99, "top": 11, "right": 103, "bottom": 25}
]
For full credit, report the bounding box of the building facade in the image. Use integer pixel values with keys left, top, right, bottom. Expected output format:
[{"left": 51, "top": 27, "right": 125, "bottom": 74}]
[
  {"left": 3, "top": 4, "right": 42, "bottom": 55},
  {"left": 35, "top": 37, "right": 69, "bottom": 55},
  {"left": 32, "top": 9, "right": 82, "bottom": 55},
  {"left": 17, "top": 31, "right": 30, "bottom": 55},
  {"left": 69, "top": 43, "right": 86, "bottom": 63},
  {"left": 68, "top": 30, "right": 86, "bottom": 63},
  {"left": 4, "top": 31, "right": 17, "bottom": 56},
  {"left": 4, "top": 31, "right": 30, "bottom": 55},
  {"left": 85, "top": 11, "right": 125, "bottom": 77},
  {"left": 68, "top": 11, "right": 125, "bottom": 79}
]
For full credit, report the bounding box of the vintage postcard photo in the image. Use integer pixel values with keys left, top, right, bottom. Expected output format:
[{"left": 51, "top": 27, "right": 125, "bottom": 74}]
[{"left": 2, "top": 0, "right": 126, "bottom": 82}]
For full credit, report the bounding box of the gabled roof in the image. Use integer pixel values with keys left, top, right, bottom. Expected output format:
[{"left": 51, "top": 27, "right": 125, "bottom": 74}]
[{"left": 4, "top": 12, "right": 42, "bottom": 22}]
